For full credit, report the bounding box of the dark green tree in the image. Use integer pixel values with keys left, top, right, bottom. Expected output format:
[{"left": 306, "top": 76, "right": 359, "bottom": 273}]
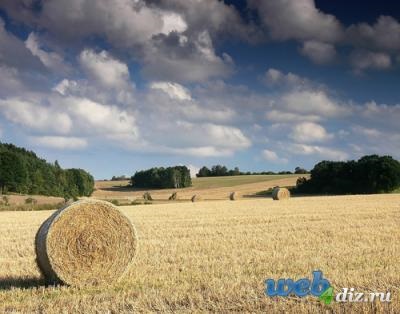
[
  {"left": 296, "top": 155, "right": 400, "bottom": 195},
  {"left": 211, "top": 165, "right": 228, "bottom": 176},
  {"left": 0, "top": 142, "right": 94, "bottom": 197},
  {"left": 131, "top": 166, "right": 192, "bottom": 189},
  {"left": 294, "top": 166, "right": 308, "bottom": 174},
  {"left": 0, "top": 151, "right": 27, "bottom": 193},
  {"left": 196, "top": 166, "right": 211, "bottom": 177}
]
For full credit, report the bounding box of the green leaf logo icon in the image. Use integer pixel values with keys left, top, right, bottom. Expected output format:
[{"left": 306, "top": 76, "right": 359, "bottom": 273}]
[{"left": 319, "top": 286, "right": 334, "bottom": 305}]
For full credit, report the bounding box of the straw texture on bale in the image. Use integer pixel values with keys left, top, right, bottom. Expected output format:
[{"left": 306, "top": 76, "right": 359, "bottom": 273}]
[
  {"left": 272, "top": 187, "right": 290, "bottom": 200},
  {"left": 229, "top": 192, "right": 236, "bottom": 201},
  {"left": 35, "top": 200, "right": 137, "bottom": 287}
]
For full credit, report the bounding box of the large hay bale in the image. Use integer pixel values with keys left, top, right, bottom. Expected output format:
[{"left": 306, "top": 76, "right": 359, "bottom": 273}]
[
  {"left": 229, "top": 192, "right": 236, "bottom": 201},
  {"left": 272, "top": 187, "right": 290, "bottom": 200},
  {"left": 35, "top": 200, "right": 137, "bottom": 287}
]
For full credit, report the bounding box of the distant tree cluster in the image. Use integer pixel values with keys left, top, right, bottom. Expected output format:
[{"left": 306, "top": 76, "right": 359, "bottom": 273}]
[
  {"left": 131, "top": 166, "right": 192, "bottom": 189},
  {"left": 294, "top": 166, "right": 308, "bottom": 174},
  {"left": 296, "top": 155, "right": 400, "bottom": 194},
  {"left": 111, "top": 175, "right": 128, "bottom": 181},
  {"left": 196, "top": 165, "right": 240, "bottom": 177},
  {"left": 196, "top": 165, "right": 303, "bottom": 177},
  {"left": 0, "top": 143, "right": 94, "bottom": 198}
]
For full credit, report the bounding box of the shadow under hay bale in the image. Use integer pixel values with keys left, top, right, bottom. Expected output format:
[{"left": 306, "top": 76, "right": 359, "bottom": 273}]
[
  {"left": 229, "top": 192, "right": 236, "bottom": 201},
  {"left": 0, "top": 276, "right": 45, "bottom": 291},
  {"left": 35, "top": 200, "right": 137, "bottom": 287},
  {"left": 271, "top": 187, "right": 290, "bottom": 200}
]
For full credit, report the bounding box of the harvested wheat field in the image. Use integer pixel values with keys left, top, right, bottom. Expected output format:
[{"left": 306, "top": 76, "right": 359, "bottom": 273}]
[
  {"left": 1, "top": 195, "right": 65, "bottom": 206},
  {"left": 0, "top": 194, "right": 399, "bottom": 313},
  {"left": 92, "top": 174, "right": 303, "bottom": 202}
]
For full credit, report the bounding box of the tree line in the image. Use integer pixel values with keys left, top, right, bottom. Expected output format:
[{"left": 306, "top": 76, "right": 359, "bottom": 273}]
[
  {"left": 0, "top": 142, "right": 94, "bottom": 199},
  {"left": 196, "top": 165, "right": 308, "bottom": 177},
  {"left": 296, "top": 155, "right": 400, "bottom": 194},
  {"left": 131, "top": 166, "right": 192, "bottom": 189},
  {"left": 111, "top": 175, "right": 129, "bottom": 181}
]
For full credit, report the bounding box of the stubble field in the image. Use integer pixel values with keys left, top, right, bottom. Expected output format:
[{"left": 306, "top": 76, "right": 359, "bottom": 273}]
[
  {"left": 92, "top": 174, "right": 302, "bottom": 201},
  {"left": 0, "top": 194, "right": 399, "bottom": 313}
]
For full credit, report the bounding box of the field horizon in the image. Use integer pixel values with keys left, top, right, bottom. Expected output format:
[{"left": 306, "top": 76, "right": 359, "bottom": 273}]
[
  {"left": 0, "top": 174, "right": 304, "bottom": 210},
  {"left": 92, "top": 174, "right": 304, "bottom": 203}
]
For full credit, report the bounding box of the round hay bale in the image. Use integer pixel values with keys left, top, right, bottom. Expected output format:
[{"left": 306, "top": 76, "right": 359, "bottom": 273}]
[
  {"left": 271, "top": 187, "right": 290, "bottom": 200},
  {"left": 169, "top": 192, "right": 178, "bottom": 201},
  {"left": 191, "top": 195, "right": 201, "bottom": 202},
  {"left": 35, "top": 200, "right": 137, "bottom": 287},
  {"left": 143, "top": 192, "right": 153, "bottom": 201},
  {"left": 229, "top": 192, "right": 236, "bottom": 201}
]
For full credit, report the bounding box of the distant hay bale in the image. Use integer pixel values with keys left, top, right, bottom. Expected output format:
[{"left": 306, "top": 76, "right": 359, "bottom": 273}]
[
  {"left": 272, "top": 187, "right": 290, "bottom": 200},
  {"left": 25, "top": 197, "right": 37, "bottom": 205},
  {"left": 191, "top": 195, "right": 201, "bottom": 202},
  {"left": 169, "top": 192, "right": 178, "bottom": 201},
  {"left": 229, "top": 192, "right": 236, "bottom": 201},
  {"left": 35, "top": 200, "right": 137, "bottom": 287},
  {"left": 143, "top": 192, "right": 153, "bottom": 201}
]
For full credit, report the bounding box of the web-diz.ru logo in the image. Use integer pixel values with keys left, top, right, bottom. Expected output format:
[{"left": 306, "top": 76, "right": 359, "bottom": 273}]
[
  {"left": 265, "top": 271, "right": 329, "bottom": 298},
  {"left": 265, "top": 271, "right": 391, "bottom": 305}
]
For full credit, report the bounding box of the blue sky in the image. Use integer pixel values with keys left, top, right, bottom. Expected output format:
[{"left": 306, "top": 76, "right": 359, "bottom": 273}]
[{"left": 0, "top": 0, "right": 400, "bottom": 179}]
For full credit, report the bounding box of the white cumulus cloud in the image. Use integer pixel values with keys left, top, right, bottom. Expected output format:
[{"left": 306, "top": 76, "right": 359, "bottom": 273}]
[
  {"left": 349, "top": 50, "right": 391, "bottom": 72},
  {"left": 142, "top": 31, "right": 234, "bottom": 83},
  {"left": 25, "top": 32, "right": 69, "bottom": 73},
  {"left": 266, "top": 110, "right": 321, "bottom": 123},
  {"left": 300, "top": 40, "right": 337, "bottom": 64},
  {"left": 0, "top": 96, "right": 139, "bottom": 146},
  {"left": 346, "top": 16, "right": 400, "bottom": 52},
  {"left": 31, "top": 136, "right": 87, "bottom": 150},
  {"left": 263, "top": 68, "right": 310, "bottom": 88},
  {"left": 287, "top": 143, "right": 348, "bottom": 160},
  {"left": 79, "top": 49, "right": 131, "bottom": 89},
  {"left": 290, "top": 122, "right": 334, "bottom": 143},
  {"left": 0, "top": 98, "right": 72, "bottom": 134},
  {"left": 282, "top": 90, "right": 349, "bottom": 118},
  {"left": 61, "top": 96, "right": 138, "bottom": 137},
  {"left": 262, "top": 149, "right": 288, "bottom": 163},
  {"left": 249, "top": 0, "right": 343, "bottom": 43},
  {"left": 150, "top": 81, "right": 192, "bottom": 100},
  {"left": 161, "top": 12, "right": 187, "bottom": 34}
]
